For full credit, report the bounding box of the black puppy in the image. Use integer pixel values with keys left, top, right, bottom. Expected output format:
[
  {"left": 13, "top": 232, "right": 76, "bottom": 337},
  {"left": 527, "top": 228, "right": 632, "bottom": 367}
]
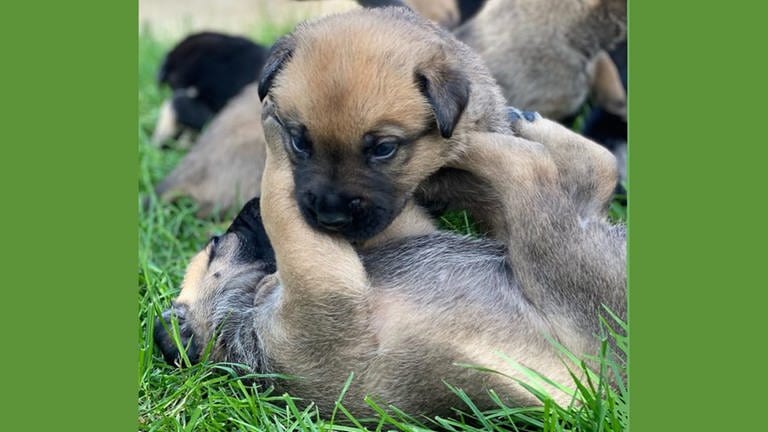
[{"left": 151, "top": 32, "right": 268, "bottom": 146}]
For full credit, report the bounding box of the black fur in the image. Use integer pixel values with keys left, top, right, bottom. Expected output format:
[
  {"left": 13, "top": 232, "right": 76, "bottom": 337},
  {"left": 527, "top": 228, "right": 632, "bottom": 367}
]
[
  {"left": 158, "top": 32, "right": 268, "bottom": 128},
  {"left": 226, "top": 197, "right": 277, "bottom": 273},
  {"left": 416, "top": 67, "right": 470, "bottom": 138},
  {"left": 171, "top": 91, "right": 214, "bottom": 130},
  {"left": 456, "top": 0, "right": 486, "bottom": 23},
  {"left": 582, "top": 39, "right": 627, "bottom": 197},
  {"left": 258, "top": 35, "right": 296, "bottom": 101},
  {"left": 355, "top": 0, "right": 408, "bottom": 8},
  {"left": 292, "top": 155, "right": 404, "bottom": 242},
  {"left": 582, "top": 39, "right": 627, "bottom": 150}
]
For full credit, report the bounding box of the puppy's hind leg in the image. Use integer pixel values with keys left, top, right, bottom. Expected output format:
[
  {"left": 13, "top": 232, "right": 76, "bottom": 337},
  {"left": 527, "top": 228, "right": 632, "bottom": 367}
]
[
  {"left": 450, "top": 130, "right": 626, "bottom": 353},
  {"left": 508, "top": 108, "right": 620, "bottom": 219}
]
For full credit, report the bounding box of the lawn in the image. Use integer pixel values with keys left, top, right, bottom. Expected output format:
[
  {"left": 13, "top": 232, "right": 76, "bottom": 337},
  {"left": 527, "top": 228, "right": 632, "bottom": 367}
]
[{"left": 138, "top": 21, "right": 628, "bottom": 432}]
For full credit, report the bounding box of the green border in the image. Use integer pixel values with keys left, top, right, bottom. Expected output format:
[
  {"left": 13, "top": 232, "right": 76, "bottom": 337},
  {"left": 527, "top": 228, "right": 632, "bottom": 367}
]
[
  {"left": 2, "top": 1, "right": 136, "bottom": 430},
  {"left": 629, "top": 1, "right": 768, "bottom": 431},
  {"left": 4, "top": 1, "right": 766, "bottom": 431}
]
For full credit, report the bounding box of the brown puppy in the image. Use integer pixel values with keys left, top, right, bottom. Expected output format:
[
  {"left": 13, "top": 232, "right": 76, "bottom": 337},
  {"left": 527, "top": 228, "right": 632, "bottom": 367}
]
[
  {"left": 154, "top": 110, "right": 624, "bottom": 417},
  {"left": 149, "top": 1, "right": 626, "bottom": 217},
  {"left": 455, "top": 0, "right": 627, "bottom": 120},
  {"left": 256, "top": 6, "right": 510, "bottom": 241},
  {"left": 155, "top": 7, "right": 625, "bottom": 418}
]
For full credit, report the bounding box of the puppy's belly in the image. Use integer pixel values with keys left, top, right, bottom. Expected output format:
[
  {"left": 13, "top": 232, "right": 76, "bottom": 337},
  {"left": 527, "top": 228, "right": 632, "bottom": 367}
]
[{"left": 369, "top": 294, "right": 574, "bottom": 407}]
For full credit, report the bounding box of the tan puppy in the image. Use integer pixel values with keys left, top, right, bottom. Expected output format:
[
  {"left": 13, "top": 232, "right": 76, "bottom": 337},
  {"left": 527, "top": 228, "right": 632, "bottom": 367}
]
[
  {"left": 155, "top": 7, "right": 625, "bottom": 418},
  {"left": 455, "top": 0, "right": 627, "bottom": 120},
  {"left": 149, "top": 1, "right": 626, "bottom": 216},
  {"left": 154, "top": 110, "right": 624, "bottom": 417},
  {"left": 255, "top": 6, "right": 510, "bottom": 241}
]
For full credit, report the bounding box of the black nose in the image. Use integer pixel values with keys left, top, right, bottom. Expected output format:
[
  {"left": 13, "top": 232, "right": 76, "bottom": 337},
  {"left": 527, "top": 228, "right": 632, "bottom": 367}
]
[{"left": 309, "top": 193, "right": 361, "bottom": 230}]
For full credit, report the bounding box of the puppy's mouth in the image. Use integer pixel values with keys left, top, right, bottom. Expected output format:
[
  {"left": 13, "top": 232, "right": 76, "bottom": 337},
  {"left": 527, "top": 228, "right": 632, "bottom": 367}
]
[{"left": 299, "top": 200, "right": 401, "bottom": 242}]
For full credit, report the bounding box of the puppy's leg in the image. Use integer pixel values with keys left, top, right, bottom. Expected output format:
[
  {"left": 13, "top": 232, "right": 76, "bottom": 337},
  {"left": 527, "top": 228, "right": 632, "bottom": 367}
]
[
  {"left": 260, "top": 150, "right": 369, "bottom": 305},
  {"left": 508, "top": 109, "right": 620, "bottom": 219},
  {"left": 450, "top": 129, "right": 625, "bottom": 351}
]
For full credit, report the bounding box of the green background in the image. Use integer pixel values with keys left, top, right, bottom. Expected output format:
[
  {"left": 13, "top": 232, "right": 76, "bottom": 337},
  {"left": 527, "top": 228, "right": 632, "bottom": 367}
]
[
  {"left": 0, "top": 1, "right": 137, "bottom": 430},
  {"left": 1, "top": 1, "right": 766, "bottom": 430}
]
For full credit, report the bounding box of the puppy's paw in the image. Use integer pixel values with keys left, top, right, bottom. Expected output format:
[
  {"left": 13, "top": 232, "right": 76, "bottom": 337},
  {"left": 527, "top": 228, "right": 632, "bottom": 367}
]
[
  {"left": 506, "top": 107, "right": 541, "bottom": 132},
  {"left": 153, "top": 304, "right": 201, "bottom": 367}
]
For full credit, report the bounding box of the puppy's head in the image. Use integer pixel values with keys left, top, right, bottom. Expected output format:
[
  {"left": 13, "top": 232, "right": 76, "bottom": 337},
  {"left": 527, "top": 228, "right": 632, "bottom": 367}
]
[
  {"left": 154, "top": 197, "right": 275, "bottom": 366},
  {"left": 152, "top": 32, "right": 267, "bottom": 146},
  {"left": 258, "top": 7, "right": 469, "bottom": 241}
]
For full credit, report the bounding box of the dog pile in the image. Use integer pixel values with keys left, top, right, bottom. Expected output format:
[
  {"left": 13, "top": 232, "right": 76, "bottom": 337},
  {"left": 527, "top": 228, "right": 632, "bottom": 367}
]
[{"left": 150, "top": 2, "right": 627, "bottom": 418}]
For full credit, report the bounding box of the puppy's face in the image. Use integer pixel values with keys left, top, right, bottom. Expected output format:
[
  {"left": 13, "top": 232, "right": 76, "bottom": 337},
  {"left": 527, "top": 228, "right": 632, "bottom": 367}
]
[
  {"left": 258, "top": 11, "right": 469, "bottom": 241},
  {"left": 154, "top": 198, "right": 275, "bottom": 366}
]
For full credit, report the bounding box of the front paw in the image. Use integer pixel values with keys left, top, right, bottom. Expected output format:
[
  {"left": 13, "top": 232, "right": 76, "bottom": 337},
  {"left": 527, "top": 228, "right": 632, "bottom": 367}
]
[{"left": 153, "top": 304, "right": 201, "bottom": 367}]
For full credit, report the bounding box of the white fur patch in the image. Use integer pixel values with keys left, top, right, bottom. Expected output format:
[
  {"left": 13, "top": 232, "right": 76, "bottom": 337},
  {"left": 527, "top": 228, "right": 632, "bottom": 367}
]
[{"left": 150, "top": 99, "right": 179, "bottom": 146}]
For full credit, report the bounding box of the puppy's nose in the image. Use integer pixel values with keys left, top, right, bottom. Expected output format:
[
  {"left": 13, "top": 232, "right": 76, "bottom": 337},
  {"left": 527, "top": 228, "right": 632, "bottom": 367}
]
[{"left": 314, "top": 193, "right": 358, "bottom": 230}]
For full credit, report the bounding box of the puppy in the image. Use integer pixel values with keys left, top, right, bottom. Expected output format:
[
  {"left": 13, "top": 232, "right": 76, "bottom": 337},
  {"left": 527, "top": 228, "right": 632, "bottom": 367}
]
[
  {"left": 155, "top": 112, "right": 624, "bottom": 417},
  {"left": 154, "top": 85, "right": 266, "bottom": 218},
  {"left": 152, "top": 32, "right": 268, "bottom": 147},
  {"left": 455, "top": 0, "right": 627, "bottom": 121},
  {"left": 255, "top": 6, "right": 510, "bottom": 241},
  {"left": 149, "top": 1, "right": 626, "bottom": 217},
  {"left": 155, "top": 7, "right": 625, "bottom": 417}
]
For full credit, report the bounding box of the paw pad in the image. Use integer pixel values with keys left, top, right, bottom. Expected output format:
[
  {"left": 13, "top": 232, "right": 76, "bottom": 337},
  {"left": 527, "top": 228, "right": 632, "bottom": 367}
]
[
  {"left": 506, "top": 107, "right": 540, "bottom": 124},
  {"left": 522, "top": 111, "right": 540, "bottom": 122},
  {"left": 506, "top": 107, "right": 522, "bottom": 122}
]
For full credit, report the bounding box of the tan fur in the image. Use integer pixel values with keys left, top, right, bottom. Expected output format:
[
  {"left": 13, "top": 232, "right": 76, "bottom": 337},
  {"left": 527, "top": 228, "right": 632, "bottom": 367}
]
[
  {"left": 265, "top": 8, "right": 510, "bottom": 242},
  {"left": 160, "top": 7, "right": 625, "bottom": 417},
  {"left": 150, "top": 99, "right": 180, "bottom": 147},
  {"left": 359, "top": 202, "right": 437, "bottom": 249},
  {"left": 405, "top": 0, "right": 460, "bottom": 28},
  {"left": 175, "top": 248, "right": 209, "bottom": 306},
  {"left": 154, "top": 85, "right": 266, "bottom": 217},
  {"left": 589, "top": 50, "right": 627, "bottom": 119},
  {"left": 455, "top": 0, "right": 627, "bottom": 120},
  {"left": 169, "top": 110, "right": 621, "bottom": 412}
]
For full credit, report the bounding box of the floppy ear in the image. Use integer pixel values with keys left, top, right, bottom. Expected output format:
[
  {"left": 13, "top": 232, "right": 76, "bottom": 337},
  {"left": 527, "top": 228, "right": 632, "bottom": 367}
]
[
  {"left": 416, "top": 62, "right": 470, "bottom": 139},
  {"left": 227, "top": 197, "right": 276, "bottom": 272},
  {"left": 258, "top": 35, "right": 296, "bottom": 101}
]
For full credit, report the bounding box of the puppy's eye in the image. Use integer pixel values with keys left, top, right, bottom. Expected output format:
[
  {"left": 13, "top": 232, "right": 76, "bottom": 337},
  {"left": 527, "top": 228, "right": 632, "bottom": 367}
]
[
  {"left": 207, "top": 235, "right": 221, "bottom": 265},
  {"left": 209, "top": 235, "right": 221, "bottom": 250},
  {"left": 290, "top": 135, "right": 311, "bottom": 157},
  {"left": 370, "top": 139, "right": 399, "bottom": 160}
]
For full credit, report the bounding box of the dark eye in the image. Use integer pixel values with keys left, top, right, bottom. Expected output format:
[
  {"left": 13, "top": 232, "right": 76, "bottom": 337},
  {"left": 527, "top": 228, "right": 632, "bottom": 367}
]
[
  {"left": 209, "top": 235, "right": 220, "bottom": 249},
  {"left": 370, "top": 139, "right": 399, "bottom": 160},
  {"left": 289, "top": 131, "right": 311, "bottom": 157},
  {"left": 291, "top": 136, "right": 310, "bottom": 155},
  {"left": 207, "top": 235, "right": 221, "bottom": 265}
]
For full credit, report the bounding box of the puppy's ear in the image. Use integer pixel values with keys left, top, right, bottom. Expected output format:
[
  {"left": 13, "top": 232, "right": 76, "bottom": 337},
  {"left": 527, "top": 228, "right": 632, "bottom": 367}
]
[
  {"left": 258, "top": 35, "right": 296, "bottom": 101},
  {"left": 415, "top": 62, "right": 470, "bottom": 139},
  {"left": 227, "top": 197, "right": 276, "bottom": 271}
]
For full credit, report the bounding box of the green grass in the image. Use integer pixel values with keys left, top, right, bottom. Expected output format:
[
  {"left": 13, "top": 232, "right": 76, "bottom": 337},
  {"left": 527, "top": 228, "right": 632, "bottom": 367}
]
[{"left": 138, "top": 25, "right": 628, "bottom": 432}]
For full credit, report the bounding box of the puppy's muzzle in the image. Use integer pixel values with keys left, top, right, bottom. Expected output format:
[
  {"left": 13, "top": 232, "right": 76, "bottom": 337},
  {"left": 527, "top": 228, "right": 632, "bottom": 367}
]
[
  {"left": 153, "top": 304, "right": 201, "bottom": 366},
  {"left": 304, "top": 191, "right": 363, "bottom": 231}
]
